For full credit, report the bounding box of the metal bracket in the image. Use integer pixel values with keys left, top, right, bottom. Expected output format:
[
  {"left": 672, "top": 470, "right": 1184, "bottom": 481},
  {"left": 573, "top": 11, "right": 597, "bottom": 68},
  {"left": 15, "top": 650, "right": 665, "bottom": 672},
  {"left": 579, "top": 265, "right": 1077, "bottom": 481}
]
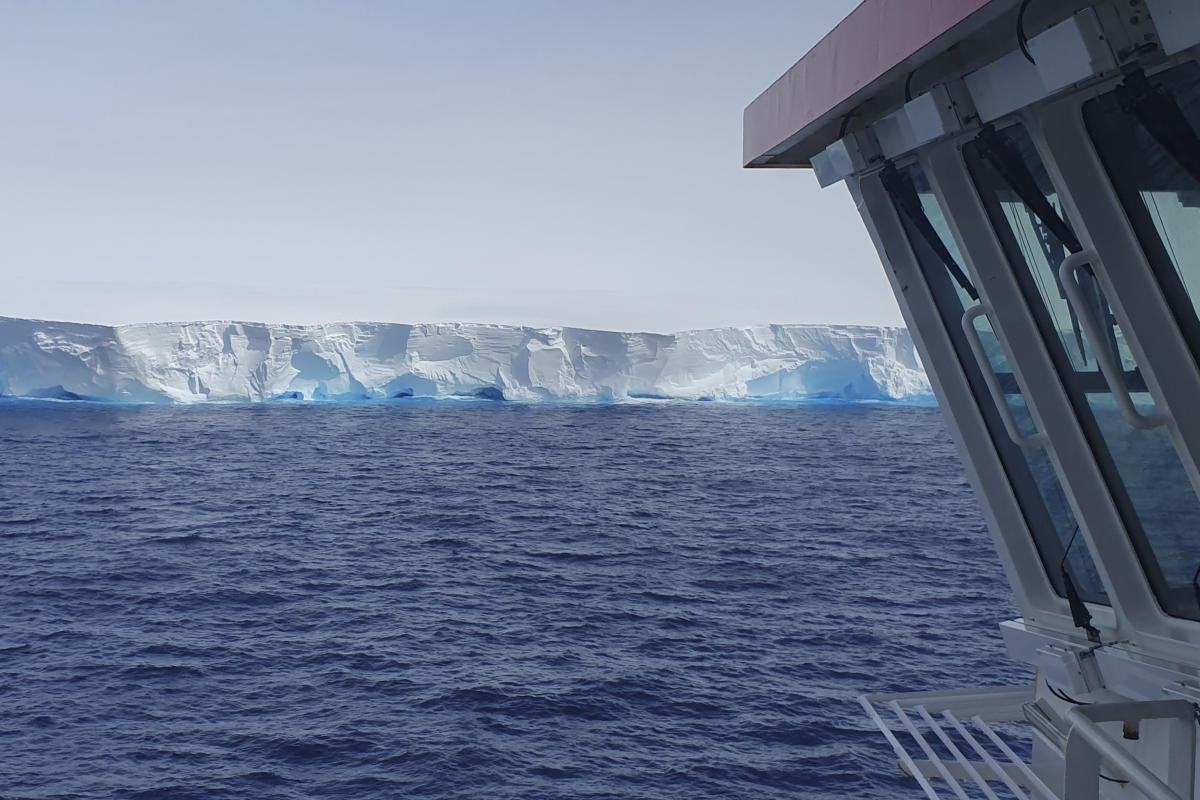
[{"left": 1064, "top": 699, "right": 1195, "bottom": 800}]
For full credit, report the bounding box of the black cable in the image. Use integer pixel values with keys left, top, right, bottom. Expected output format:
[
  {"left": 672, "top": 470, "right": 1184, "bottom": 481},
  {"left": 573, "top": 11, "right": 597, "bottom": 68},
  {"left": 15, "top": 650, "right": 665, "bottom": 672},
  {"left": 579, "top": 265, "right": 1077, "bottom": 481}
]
[
  {"left": 1056, "top": 523, "right": 1101, "bottom": 642},
  {"left": 1059, "top": 524, "right": 1080, "bottom": 573},
  {"left": 904, "top": 69, "right": 916, "bottom": 103},
  {"left": 1046, "top": 682, "right": 1088, "bottom": 705},
  {"left": 838, "top": 107, "right": 857, "bottom": 138},
  {"left": 1017, "top": 0, "right": 1036, "bottom": 65},
  {"left": 1044, "top": 683, "right": 1128, "bottom": 783}
]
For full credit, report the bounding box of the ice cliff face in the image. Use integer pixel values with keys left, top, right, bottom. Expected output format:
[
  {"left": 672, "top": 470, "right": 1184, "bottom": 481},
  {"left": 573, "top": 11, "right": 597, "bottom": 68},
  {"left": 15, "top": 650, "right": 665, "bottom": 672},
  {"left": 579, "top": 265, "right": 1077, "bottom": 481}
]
[{"left": 0, "top": 317, "right": 930, "bottom": 404}]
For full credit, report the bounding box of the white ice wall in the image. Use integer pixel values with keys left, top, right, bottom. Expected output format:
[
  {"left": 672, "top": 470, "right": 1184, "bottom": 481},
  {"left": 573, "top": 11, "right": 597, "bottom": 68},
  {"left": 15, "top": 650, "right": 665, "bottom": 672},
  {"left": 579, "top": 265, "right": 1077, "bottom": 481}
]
[{"left": 0, "top": 317, "right": 931, "bottom": 403}]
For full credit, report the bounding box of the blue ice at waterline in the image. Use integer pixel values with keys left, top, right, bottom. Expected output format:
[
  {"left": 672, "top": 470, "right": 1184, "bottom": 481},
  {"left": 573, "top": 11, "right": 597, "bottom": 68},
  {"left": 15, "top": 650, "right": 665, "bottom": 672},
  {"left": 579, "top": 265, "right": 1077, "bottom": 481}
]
[{"left": 0, "top": 317, "right": 931, "bottom": 405}]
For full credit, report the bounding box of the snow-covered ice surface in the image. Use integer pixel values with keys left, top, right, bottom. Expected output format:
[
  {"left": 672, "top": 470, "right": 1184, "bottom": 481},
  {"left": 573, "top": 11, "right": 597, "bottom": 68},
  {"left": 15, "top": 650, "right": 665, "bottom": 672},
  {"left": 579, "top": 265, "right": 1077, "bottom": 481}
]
[{"left": 0, "top": 317, "right": 931, "bottom": 404}]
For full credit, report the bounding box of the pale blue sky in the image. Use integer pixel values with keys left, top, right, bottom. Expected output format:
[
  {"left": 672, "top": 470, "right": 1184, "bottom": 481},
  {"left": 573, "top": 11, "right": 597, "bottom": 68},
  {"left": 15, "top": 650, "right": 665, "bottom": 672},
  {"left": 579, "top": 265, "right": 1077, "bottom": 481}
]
[{"left": 0, "top": 0, "right": 896, "bottom": 332}]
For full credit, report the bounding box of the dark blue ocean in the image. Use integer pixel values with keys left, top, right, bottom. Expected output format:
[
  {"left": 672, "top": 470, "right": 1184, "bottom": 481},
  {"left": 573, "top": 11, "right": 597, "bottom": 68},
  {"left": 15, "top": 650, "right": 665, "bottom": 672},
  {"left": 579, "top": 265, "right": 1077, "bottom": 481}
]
[{"left": 0, "top": 402, "right": 1024, "bottom": 799}]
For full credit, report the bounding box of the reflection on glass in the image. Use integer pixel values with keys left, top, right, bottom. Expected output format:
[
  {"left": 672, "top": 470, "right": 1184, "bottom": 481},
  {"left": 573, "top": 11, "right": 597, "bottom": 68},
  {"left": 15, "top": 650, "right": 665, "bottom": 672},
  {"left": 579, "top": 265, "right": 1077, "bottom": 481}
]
[
  {"left": 1084, "top": 62, "right": 1200, "bottom": 357},
  {"left": 1007, "top": 392, "right": 1105, "bottom": 594},
  {"left": 1142, "top": 189, "right": 1200, "bottom": 289},
  {"left": 887, "top": 163, "right": 1107, "bottom": 603},
  {"left": 916, "top": 190, "right": 977, "bottom": 311},
  {"left": 1088, "top": 394, "right": 1200, "bottom": 590},
  {"left": 996, "top": 197, "right": 1138, "bottom": 374},
  {"left": 965, "top": 124, "right": 1200, "bottom": 620}
]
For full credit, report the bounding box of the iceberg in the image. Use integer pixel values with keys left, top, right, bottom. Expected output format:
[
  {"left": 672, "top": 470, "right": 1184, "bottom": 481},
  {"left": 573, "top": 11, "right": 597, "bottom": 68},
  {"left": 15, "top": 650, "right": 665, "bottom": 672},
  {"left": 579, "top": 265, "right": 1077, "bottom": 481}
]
[{"left": 0, "top": 317, "right": 931, "bottom": 404}]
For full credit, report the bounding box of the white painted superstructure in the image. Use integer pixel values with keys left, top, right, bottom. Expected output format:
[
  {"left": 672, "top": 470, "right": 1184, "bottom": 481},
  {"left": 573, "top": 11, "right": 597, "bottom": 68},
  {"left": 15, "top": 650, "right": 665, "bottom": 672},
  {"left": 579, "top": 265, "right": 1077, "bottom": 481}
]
[{"left": 746, "top": 1, "right": 1200, "bottom": 797}]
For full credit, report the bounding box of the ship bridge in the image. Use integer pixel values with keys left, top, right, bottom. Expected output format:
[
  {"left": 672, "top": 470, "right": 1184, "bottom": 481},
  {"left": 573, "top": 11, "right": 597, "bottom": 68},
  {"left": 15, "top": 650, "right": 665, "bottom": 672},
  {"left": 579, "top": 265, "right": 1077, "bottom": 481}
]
[{"left": 745, "top": 1, "right": 1200, "bottom": 798}]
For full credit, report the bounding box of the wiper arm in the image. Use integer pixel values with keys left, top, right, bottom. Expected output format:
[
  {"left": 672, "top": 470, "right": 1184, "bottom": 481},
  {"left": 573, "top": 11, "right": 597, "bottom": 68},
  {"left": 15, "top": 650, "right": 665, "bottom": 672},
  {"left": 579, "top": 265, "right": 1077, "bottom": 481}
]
[
  {"left": 1061, "top": 524, "right": 1102, "bottom": 643},
  {"left": 1118, "top": 69, "right": 1200, "bottom": 187},
  {"left": 880, "top": 165, "right": 980, "bottom": 301},
  {"left": 973, "top": 127, "right": 1083, "bottom": 254},
  {"left": 973, "top": 127, "right": 1130, "bottom": 372},
  {"left": 1023, "top": 205, "right": 1089, "bottom": 365}
]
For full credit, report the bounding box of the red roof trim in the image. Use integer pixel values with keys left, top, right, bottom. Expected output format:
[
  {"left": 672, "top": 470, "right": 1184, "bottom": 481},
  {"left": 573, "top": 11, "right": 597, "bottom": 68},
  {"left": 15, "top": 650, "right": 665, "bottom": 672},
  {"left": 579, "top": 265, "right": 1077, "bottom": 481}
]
[{"left": 744, "top": 0, "right": 996, "bottom": 166}]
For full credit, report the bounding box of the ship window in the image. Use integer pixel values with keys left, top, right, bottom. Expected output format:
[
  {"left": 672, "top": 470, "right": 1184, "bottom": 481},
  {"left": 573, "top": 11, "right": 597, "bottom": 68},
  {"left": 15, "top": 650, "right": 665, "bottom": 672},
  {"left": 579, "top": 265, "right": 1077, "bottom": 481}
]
[
  {"left": 883, "top": 163, "right": 1107, "bottom": 604},
  {"left": 1083, "top": 63, "right": 1200, "bottom": 385},
  {"left": 965, "top": 124, "right": 1200, "bottom": 620}
]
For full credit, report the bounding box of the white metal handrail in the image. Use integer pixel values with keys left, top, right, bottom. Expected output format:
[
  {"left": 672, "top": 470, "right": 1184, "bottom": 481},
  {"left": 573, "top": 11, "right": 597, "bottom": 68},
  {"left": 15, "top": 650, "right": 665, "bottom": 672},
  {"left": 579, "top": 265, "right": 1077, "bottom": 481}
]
[
  {"left": 860, "top": 685, "right": 1042, "bottom": 800},
  {"left": 863, "top": 688, "right": 1199, "bottom": 800},
  {"left": 1058, "top": 250, "right": 1166, "bottom": 431},
  {"left": 961, "top": 305, "right": 1049, "bottom": 450},
  {"left": 860, "top": 694, "right": 942, "bottom": 798},
  {"left": 941, "top": 710, "right": 1034, "bottom": 800},
  {"left": 890, "top": 700, "right": 974, "bottom": 800},
  {"left": 1062, "top": 699, "right": 1194, "bottom": 800},
  {"left": 915, "top": 705, "right": 1002, "bottom": 800},
  {"left": 972, "top": 714, "right": 1058, "bottom": 800}
]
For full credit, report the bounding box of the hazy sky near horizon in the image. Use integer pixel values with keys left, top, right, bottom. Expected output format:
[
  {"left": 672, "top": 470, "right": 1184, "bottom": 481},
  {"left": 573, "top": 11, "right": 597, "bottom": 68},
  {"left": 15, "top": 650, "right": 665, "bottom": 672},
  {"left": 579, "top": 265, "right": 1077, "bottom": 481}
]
[{"left": 0, "top": 0, "right": 897, "bottom": 332}]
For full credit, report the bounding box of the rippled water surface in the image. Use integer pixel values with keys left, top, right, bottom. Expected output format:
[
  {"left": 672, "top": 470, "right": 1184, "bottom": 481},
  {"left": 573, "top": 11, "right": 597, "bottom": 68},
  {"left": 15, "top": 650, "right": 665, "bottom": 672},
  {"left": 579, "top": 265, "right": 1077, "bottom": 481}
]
[{"left": 0, "top": 402, "right": 1023, "bottom": 799}]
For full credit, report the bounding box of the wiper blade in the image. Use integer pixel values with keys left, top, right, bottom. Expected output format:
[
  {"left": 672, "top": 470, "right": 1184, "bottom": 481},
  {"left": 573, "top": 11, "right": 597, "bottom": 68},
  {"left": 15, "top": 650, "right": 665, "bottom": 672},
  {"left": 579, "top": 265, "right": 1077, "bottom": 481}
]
[
  {"left": 1118, "top": 69, "right": 1200, "bottom": 187},
  {"left": 880, "top": 165, "right": 980, "bottom": 301},
  {"left": 1022, "top": 205, "right": 1089, "bottom": 366},
  {"left": 973, "top": 127, "right": 1131, "bottom": 371},
  {"left": 973, "top": 127, "right": 1083, "bottom": 254},
  {"left": 1061, "top": 525, "right": 1101, "bottom": 643}
]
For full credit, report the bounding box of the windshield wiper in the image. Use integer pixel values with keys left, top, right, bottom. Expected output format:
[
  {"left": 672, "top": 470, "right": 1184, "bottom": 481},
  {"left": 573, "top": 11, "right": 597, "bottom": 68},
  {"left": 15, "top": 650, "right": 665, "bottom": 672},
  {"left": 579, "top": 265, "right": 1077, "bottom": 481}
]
[
  {"left": 973, "top": 127, "right": 1083, "bottom": 254},
  {"left": 1118, "top": 68, "right": 1200, "bottom": 187},
  {"left": 1061, "top": 524, "right": 1102, "bottom": 643},
  {"left": 971, "top": 127, "right": 1130, "bottom": 371},
  {"left": 880, "top": 165, "right": 980, "bottom": 301},
  {"left": 1022, "top": 204, "right": 1089, "bottom": 365}
]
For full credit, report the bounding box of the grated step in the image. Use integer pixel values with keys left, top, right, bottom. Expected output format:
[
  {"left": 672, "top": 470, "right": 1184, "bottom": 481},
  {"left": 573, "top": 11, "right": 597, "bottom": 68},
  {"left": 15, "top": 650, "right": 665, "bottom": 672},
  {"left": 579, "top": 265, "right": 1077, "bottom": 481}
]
[{"left": 859, "top": 685, "right": 1058, "bottom": 800}]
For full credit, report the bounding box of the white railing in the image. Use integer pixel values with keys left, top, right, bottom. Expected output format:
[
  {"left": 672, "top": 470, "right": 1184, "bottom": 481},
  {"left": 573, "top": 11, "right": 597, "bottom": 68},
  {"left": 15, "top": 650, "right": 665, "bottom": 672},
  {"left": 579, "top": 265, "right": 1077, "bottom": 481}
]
[
  {"left": 1062, "top": 699, "right": 1193, "bottom": 800},
  {"left": 860, "top": 686, "right": 1196, "bottom": 800},
  {"left": 860, "top": 685, "right": 1051, "bottom": 799}
]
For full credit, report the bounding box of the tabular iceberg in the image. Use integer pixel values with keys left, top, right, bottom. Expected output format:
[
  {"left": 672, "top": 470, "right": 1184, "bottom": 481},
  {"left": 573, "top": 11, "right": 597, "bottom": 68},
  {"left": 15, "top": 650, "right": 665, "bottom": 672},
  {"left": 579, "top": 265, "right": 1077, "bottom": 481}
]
[{"left": 0, "top": 317, "right": 931, "bottom": 404}]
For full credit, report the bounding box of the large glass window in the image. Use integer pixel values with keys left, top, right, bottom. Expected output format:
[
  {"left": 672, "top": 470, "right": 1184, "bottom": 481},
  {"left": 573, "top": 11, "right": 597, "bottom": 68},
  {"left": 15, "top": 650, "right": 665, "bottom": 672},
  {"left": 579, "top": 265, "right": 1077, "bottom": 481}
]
[
  {"left": 964, "top": 125, "right": 1200, "bottom": 620},
  {"left": 1083, "top": 62, "right": 1200, "bottom": 361},
  {"left": 883, "top": 162, "right": 1107, "bottom": 604}
]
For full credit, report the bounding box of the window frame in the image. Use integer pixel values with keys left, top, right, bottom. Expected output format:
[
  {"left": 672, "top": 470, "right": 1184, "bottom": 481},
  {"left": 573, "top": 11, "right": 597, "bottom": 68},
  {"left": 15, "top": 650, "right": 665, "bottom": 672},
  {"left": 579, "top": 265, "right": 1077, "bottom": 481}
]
[
  {"left": 962, "top": 121, "right": 1200, "bottom": 619},
  {"left": 909, "top": 57, "right": 1200, "bottom": 657},
  {"left": 847, "top": 166, "right": 1116, "bottom": 637},
  {"left": 884, "top": 159, "right": 1109, "bottom": 607},
  {"left": 916, "top": 142, "right": 1143, "bottom": 645},
  {"left": 1034, "top": 67, "right": 1200, "bottom": 642}
]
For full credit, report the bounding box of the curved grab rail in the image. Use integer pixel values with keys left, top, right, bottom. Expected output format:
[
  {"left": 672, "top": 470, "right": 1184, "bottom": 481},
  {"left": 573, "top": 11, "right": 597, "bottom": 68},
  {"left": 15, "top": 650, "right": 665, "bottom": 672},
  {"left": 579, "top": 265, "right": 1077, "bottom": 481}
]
[
  {"left": 961, "top": 304, "right": 1048, "bottom": 450},
  {"left": 1064, "top": 699, "right": 1194, "bottom": 800},
  {"left": 1058, "top": 250, "right": 1166, "bottom": 431}
]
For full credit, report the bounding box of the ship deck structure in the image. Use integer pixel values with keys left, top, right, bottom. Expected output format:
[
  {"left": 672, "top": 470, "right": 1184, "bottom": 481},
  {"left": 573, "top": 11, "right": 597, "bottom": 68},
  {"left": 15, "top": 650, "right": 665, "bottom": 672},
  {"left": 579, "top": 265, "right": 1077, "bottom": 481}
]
[{"left": 745, "top": 1, "right": 1200, "bottom": 797}]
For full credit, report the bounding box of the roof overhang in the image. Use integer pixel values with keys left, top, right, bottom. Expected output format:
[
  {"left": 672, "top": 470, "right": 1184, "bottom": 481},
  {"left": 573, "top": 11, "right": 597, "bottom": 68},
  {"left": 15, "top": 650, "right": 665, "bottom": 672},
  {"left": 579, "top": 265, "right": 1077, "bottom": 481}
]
[{"left": 743, "top": 0, "right": 1019, "bottom": 168}]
